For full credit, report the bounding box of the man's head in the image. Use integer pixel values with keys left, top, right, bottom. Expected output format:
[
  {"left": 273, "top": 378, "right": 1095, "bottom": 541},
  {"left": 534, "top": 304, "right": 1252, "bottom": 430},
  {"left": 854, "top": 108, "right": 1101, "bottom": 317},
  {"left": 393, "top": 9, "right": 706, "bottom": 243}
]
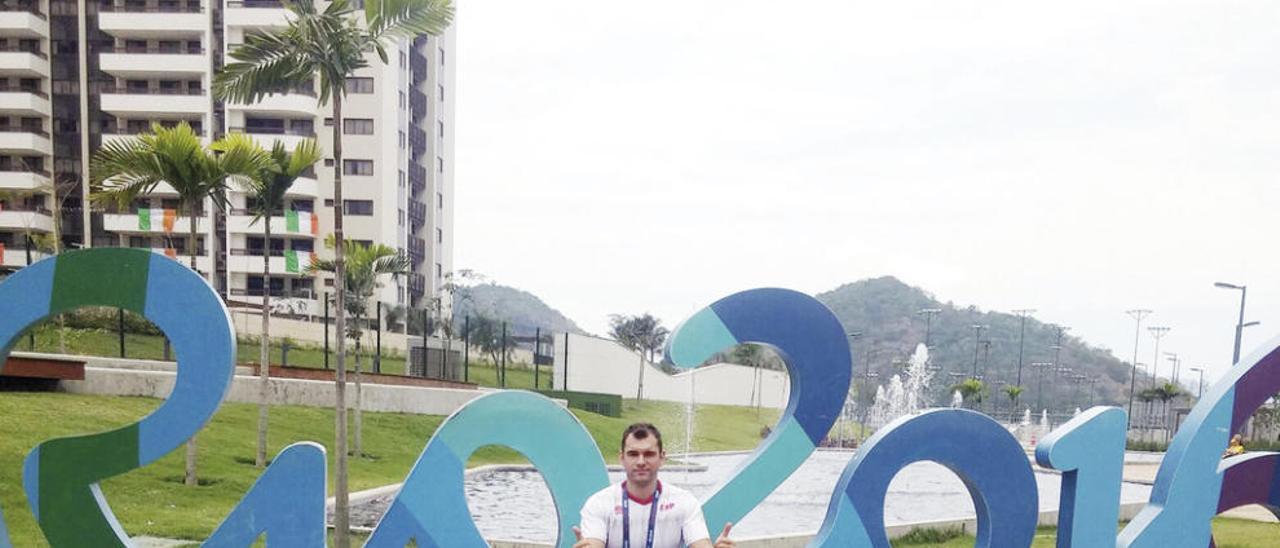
[{"left": 619, "top": 423, "right": 665, "bottom": 488}]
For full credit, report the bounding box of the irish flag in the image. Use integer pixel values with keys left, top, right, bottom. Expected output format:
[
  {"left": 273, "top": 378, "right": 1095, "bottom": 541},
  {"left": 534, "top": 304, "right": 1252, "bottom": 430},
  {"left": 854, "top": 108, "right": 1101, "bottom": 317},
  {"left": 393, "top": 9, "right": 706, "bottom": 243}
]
[
  {"left": 284, "top": 250, "right": 312, "bottom": 274},
  {"left": 285, "top": 210, "right": 319, "bottom": 235}
]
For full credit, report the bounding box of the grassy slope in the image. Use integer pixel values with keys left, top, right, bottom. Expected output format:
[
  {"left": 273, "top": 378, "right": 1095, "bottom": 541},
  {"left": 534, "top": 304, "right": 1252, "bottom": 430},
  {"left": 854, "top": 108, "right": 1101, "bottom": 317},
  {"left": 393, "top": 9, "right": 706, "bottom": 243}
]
[{"left": 0, "top": 393, "right": 778, "bottom": 544}]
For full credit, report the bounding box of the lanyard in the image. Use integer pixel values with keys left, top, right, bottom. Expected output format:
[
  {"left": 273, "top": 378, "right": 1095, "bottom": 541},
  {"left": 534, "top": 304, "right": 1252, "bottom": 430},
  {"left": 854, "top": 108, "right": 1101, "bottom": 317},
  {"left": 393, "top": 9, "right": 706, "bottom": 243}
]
[{"left": 621, "top": 483, "right": 660, "bottom": 548}]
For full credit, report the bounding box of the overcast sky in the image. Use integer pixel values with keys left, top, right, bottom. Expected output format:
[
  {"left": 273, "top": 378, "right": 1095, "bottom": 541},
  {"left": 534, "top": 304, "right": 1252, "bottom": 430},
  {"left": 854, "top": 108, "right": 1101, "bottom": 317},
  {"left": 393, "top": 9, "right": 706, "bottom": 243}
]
[{"left": 452, "top": 1, "right": 1280, "bottom": 389}]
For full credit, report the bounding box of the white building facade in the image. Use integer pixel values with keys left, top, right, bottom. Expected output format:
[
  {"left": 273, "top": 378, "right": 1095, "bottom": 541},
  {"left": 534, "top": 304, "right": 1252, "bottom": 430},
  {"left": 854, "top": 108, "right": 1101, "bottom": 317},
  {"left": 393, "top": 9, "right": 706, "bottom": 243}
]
[{"left": 0, "top": 0, "right": 455, "bottom": 317}]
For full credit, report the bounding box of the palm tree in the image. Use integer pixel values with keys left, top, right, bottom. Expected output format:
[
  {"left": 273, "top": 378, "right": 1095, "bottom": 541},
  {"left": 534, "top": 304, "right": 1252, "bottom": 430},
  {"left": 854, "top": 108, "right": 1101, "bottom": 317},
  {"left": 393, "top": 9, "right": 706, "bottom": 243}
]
[
  {"left": 1152, "top": 382, "right": 1184, "bottom": 443},
  {"left": 222, "top": 134, "right": 321, "bottom": 468},
  {"left": 608, "top": 313, "right": 669, "bottom": 400},
  {"left": 1003, "top": 385, "right": 1025, "bottom": 421},
  {"left": 213, "top": 1, "right": 453, "bottom": 538},
  {"left": 91, "top": 122, "right": 269, "bottom": 487},
  {"left": 952, "top": 378, "right": 986, "bottom": 409},
  {"left": 310, "top": 238, "right": 410, "bottom": 457}
]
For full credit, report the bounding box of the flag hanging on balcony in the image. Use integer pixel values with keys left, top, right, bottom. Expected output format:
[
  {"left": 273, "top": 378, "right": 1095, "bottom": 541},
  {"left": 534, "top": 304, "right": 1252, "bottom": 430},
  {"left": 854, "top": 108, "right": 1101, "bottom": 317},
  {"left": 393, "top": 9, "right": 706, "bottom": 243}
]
[
  {"left": 285, "top": 209, "right": 300, "bottom": 233},
  {"left": 285, "top": 249, "right": 300, "bottom": 273},
  {"left": 0, "top": 242, "right": 5, "bottom": 265},
  {"left": 165, "top": 248, "right": 177, "bottom": 259},
  {"left": 162, "top": 209, "right": 177, "bottom": 233},
  {"left": 138, "top": 208, "right": 151, "bottom": 230},
  {"left": 310, "top": 211, "right": 319, "bottom": 235}
]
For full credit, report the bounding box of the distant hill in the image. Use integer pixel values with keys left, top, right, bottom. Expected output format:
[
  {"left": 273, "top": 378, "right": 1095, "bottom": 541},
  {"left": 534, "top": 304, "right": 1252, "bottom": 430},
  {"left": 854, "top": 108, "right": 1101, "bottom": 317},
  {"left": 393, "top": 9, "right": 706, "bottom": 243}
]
[
  {"left": 451, "top": 283, "right": 585, "bottom": 338},
  {"left": 815, "top": 276, "right": 1147, "bottom": 413}
]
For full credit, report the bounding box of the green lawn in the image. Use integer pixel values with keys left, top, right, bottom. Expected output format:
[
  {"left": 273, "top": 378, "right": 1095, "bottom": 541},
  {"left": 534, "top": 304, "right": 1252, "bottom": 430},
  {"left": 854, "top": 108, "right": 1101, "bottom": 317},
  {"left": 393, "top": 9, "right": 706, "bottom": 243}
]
[
  {"left": 0, "top": 392, "right": 777, "bottom": 544},
  {"left": 891, "top": 519, "right": 1280, "bottom": 547}
]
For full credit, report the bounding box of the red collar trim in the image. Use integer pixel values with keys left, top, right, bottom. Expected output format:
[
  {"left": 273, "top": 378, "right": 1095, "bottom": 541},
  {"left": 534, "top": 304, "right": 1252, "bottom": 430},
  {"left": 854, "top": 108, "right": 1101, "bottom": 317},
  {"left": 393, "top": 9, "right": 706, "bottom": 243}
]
[{"left": 622, "top": 480, "right": 661, "bottom": 504}]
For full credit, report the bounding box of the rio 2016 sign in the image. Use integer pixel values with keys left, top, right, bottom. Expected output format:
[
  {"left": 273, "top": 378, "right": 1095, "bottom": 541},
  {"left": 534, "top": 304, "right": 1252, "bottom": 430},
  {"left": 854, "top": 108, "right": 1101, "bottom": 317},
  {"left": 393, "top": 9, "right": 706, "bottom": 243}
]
[{"left": 0, "top": 248, "right": 1275, "bottom": 547}]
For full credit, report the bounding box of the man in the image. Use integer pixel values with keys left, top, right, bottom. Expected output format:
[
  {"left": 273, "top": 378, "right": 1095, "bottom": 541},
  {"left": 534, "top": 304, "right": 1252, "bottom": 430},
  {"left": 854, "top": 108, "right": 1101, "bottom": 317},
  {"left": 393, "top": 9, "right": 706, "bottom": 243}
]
[{"left": 573, "top": 423, "right": 735, "bottom": 548}]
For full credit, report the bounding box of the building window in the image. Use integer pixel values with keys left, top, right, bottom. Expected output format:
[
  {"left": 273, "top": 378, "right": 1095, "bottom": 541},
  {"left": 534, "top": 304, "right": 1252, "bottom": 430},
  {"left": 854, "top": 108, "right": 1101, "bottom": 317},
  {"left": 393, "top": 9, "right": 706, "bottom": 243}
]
[
  {"left": 324, "top": 159, "right": 334, "bottom": 167},
  {"left": 345, "top": 77, "right": 373, "bottom": 93},
  {"left": 398, "top": 170, "right": 405, "bottom": 187},
  {"left": 438, "top": 84, "right": 444, "bottom": 102},
  {"left": 398, "top": 131, "right": 405, "bottom": 149},
  {"left": 398, "top": 209, "right": 405, "bottom": 226},
  {"left": 399, "top": 51, "right": 406, "bottom": 68},
  {"left": 436, "top": 228, "right": 442, "bottom": 243},
  {"left": 344, "top": 200, "right": 374, "bottom": 215},
  {"left": 343, "top": 118, "right": 374, "bottom": 135},
  {"left": 436, "top": 263, "right": 442, "bottom": 278},
  {"left": 438, "top": 48, "right": 445, "bottom": 65},
  {"left": 437, "top": 192, "right": 443, "bottom": 210},
  {"left": 437, "top": 120, "right": 444, "bottom": 138},
  {"left": 343, "top": 159, "right": 373, "bottom": 176},
  {"left": 399, "top": 91, "right": 406, "bottom": 108},
  {"left": 436, "top": 156, "right": 443, "bottom": 173},
  {"left": 323, "top": 117, "right": 334, "bottom": 126}
]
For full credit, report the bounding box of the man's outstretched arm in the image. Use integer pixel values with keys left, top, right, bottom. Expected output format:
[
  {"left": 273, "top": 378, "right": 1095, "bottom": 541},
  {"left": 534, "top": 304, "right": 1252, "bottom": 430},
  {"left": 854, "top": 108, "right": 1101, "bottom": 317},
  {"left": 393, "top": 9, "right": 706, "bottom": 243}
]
[
  {"left": 572, "top": 525, "right": 605, "bottom": 548},
  {"left": 689, "top": 522, "right": 735, "bottom": 548}
]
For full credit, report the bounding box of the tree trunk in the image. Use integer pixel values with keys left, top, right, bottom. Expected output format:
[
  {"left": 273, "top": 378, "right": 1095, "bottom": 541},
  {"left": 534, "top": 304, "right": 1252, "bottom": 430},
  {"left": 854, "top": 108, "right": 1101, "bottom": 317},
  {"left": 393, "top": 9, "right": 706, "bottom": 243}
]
[
  {"left": 331, "top": 89, "right": 351, "bottom": 548},
  {"left": 636, "top": 352, "right": 645, "bottom": 400},
  {"left": 184, "top": 200, "right": 199, "bottom": 487},
  {"left": 354, "top": 334, "right": 363, "bottom": 457},
  {"left": 256, "top": 214, "right": 272, "bottom": 468}
]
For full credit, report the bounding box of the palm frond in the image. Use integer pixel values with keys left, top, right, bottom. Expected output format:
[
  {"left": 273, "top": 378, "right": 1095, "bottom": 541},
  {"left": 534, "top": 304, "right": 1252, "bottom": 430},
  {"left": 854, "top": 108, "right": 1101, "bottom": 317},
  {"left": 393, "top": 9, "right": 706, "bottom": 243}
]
[{"left": 365, "top": 0, "right": 454, "bottom": 39}]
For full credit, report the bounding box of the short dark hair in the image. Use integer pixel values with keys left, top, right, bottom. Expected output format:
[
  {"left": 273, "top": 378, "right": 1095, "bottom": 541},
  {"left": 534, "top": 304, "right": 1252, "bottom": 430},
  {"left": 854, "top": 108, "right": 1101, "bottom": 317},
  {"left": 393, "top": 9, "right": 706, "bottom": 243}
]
[{"left": 621, "top": 422, "right": 663, "bottom": 452}]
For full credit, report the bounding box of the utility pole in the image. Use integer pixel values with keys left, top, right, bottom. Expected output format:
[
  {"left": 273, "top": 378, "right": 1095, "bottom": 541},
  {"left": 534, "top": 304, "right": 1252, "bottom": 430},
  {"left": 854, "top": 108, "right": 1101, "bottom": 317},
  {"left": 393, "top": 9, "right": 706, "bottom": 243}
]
[
  {"left": 1165, "top": 352, "right": 1180, "bottom": 384},
  {"left": 1147, "top": 326, "right": 1170, "bottom": 390},
  {"left": 1125, "top": 309, "right": 1152, "bottom": 429},
  {"left": 1050, "top": 326, "right": 1070, "bottom": 414},
  {"left": 847, "top": 332, "right": 863, "bottom": 444},
  {"left": 1189, "top": 367, "right": 1204, "bottom": 399}
]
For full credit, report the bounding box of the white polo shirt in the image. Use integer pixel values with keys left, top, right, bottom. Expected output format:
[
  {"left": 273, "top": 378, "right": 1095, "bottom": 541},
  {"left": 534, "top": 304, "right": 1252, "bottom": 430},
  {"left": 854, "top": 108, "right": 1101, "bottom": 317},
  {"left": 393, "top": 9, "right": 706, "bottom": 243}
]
[{"left": 578, "top": 481, "right": 710, "bottom": 548}]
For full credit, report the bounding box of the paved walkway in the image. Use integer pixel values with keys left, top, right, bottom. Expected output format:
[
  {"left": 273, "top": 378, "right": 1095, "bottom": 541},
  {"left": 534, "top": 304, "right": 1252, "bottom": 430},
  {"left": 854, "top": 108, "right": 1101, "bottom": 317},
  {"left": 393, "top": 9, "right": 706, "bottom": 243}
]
[{"left": 1123, "top": 462, "right": 1278, "bottom": 523}]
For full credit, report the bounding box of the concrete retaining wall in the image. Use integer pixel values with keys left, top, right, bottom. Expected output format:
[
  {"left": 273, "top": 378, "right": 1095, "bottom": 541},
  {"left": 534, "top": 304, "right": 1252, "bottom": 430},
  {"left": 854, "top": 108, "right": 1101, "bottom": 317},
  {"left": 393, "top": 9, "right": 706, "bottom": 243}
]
[{"left": 552, "top": 333, "right": 790, "bottom": 408}]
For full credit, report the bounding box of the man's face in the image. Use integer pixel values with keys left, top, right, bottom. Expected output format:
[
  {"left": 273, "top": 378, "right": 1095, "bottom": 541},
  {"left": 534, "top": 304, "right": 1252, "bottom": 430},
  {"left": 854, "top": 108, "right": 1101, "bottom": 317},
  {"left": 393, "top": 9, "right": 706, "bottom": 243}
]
[{"left": 619, "top": 433, "right": 665, "bottom": 486}]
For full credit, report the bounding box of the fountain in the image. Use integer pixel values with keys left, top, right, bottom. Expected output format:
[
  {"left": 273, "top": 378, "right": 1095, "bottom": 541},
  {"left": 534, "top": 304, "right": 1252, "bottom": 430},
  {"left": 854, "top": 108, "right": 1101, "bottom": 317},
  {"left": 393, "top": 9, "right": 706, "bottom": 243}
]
[
  {"left": 951, "top": 391, "right": 963, "bottom": 408},
  {"left": 683, "top": 374, "right": 696, "bottom": 482},
  {"left": 1040, "top": 410, "right": 1050, "bottom": 439},
  {"left": 1074, "top": 407, "right": 1082, "bottom": 417},
  {"left": 865, "top": 344, "right": 934, "bottom": 431}
]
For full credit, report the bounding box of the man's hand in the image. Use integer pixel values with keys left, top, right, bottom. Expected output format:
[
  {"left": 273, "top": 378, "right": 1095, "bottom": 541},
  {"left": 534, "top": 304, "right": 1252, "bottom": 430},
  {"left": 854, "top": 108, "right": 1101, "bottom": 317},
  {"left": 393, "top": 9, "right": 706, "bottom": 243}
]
[
  {"left": 572, "top": 525, "right": 602, "bottom": 548},
  {"left": 714, "top": 522, "right": 735, "bottom": 548}
]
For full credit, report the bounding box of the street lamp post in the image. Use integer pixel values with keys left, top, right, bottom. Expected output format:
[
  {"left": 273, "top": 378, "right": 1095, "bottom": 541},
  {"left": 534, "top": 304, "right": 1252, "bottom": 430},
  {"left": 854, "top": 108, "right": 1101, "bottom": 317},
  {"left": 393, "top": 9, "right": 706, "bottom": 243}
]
[
  {"left": 1147, "top": 326, "right": 1170, "bottom": 390},
  {"left": 846, "top": 332, "right": 863, "bottom": 447},
  {"left": 1050, "top": 326, "right": 1070, "bottom": 414},
  {"left": 1214, "top": 282, "right": 1248, "bottom": 365},
  {"left": 1189, "top": 367, "right": 1204, "bottom": 399},
  {"left": 1165, "top": 352, "right": 1180, "bottom": 384},
  {"left": 1125, "top": 309, "right": 1152, "bottom": 429}
]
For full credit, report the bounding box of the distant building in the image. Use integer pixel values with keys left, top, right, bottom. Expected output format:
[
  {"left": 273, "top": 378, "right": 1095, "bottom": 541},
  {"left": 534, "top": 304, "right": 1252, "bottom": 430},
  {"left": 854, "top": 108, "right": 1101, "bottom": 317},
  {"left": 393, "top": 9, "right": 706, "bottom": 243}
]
[{"left": 0, "top": 0, "right": 454, "bottom": 316}]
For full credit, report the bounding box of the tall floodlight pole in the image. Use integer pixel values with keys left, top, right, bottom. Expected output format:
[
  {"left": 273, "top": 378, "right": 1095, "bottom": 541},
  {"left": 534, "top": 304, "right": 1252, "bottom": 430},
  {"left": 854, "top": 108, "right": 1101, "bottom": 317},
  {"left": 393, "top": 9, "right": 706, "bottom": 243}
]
[
  {"left": 847, "top": 331, "right": 863, "bottom": 443},
  {"left": 1148, "top": 326, "right": 1170, "bottom": 390},
  {"left": 1012, "top": 309, "right": 1035, "bottom": 388},
  {"left": 917, "top": 308, "right": 942, "bottom": 350},
  {"left": 1214, "top": 282, "right": 1247, "bottom": 365},
  {"left": 1032, "top": 362, "right": 1053, "bottom": 413},
  {"left": 1125, "top": 309, "right": 1152, "bottom": 429},
  {"left": 1165, "top": 352, "right": 1179, "bottom": 384},
  {"left": 971, "top": 325, "right": 987, "bottom": 378},
  {"left": 1189, "top": 367, "right": 1204, "bottom": 399},
  {"left": 1050, "top": 326, "right": 1070, "bottom": 414}
]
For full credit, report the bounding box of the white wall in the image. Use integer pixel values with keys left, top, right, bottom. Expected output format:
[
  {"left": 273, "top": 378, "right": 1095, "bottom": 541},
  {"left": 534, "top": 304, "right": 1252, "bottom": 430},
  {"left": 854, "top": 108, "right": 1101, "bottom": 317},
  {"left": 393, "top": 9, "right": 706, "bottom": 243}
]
[{"left": 552, "top": 333, "right": 790, "bottom": 408}]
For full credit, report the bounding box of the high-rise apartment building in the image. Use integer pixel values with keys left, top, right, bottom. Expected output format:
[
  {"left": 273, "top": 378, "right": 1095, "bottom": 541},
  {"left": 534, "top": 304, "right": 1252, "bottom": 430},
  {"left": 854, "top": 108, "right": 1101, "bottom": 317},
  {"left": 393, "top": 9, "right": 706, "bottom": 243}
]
[{"left": 0, "top": 0, "right": 454, "bottom": 317}]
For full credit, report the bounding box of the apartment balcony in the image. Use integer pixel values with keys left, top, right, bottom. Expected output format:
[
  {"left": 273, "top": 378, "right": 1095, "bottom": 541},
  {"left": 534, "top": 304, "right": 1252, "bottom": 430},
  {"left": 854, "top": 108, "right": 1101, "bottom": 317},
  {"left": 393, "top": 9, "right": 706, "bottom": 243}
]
[
  {"left": 410, "top": 50, "right": 427, "bottom": 83},
  {"left": 145, "top": 247, "right": 213, "bottom": 272},
  {"left": 103, "top": 211, "right": 204, "bottom": 234},
  {"left": 99, "top": 46, "right": 207, "bottom": 78},
  {"left": 0, "top": 207, "right": 53, "bottom": 232},
  {"left": 228, "top": 126, "right": 316, "bottom": 152},
  {"left": 0, "top": 168, "right": 49, "bottom": 191},
  {"left": 409, "top": 163, "right": 426, "bottom": 195},
  {"left": 227, "top": 90, "right": 318, "bottom": 117},
  {"left": 0, "top": 47, "right": 48, "bottom": 77},
  {"left": 225, "top": 211, "right": 318, "bottom": 236},
  {"left": 0, "top": 87, "right": 50, "bottom": 116},
  {"left": 100, "top": 87, "right": 208, "bottom": 118},
  {"left": 409, "top": 88, "right": 426, "bottom": 119},
  {"left": 226, "top": 248, "right": 314, "bottom": 277},
  {"left": 407, "top": 200, "right": 425, "bottom": 228},
  {"left": 98, "top": 4, "right": 205, "bottom": 39},
  {"left": 0, "top": 126, "right": 50, "bottom": 154},
  {"left": 407, "top": 272, "right": 425, "bottom": 296},
  {"left": 0, "top": 4, "right": 48, "bottom": 38},
  {"left": 224, "top": 0, "right": 293, "bottom": 30},
  {"left": 0, "top": 248, "right": 49, "bottom": 269}
]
